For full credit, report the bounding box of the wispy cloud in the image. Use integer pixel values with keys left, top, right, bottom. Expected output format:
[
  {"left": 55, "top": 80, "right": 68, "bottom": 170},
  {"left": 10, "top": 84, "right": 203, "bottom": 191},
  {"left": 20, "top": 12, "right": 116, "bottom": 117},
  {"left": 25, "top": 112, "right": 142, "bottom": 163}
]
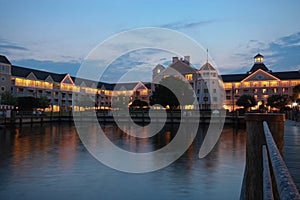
[
  {"left": 225, "top": 32, "right": 300, "bottom": 74},
  {"left": 0, "top": 38, "right": 29, "bottom": 54},
  {"left": 161, "top": 20, "right": 217, "bottom": 29},
  {"left": 0, "top": 44, "right": 29, "bottom": 51}
]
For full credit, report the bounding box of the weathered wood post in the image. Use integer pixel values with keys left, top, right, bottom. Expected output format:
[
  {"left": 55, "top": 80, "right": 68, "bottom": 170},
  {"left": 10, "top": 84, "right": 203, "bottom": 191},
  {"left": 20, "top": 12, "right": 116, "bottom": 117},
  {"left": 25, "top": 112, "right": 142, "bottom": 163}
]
[{"left": 244, "top": 113, "right": 285, "bottom": 200}]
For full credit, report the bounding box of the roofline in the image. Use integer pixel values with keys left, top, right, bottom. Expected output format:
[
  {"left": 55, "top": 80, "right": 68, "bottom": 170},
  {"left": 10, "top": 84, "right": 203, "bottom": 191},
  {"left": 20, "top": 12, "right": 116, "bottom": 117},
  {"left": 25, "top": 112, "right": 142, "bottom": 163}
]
[{"left": 241, "top": 69, "right": 280, "bottom": 82}]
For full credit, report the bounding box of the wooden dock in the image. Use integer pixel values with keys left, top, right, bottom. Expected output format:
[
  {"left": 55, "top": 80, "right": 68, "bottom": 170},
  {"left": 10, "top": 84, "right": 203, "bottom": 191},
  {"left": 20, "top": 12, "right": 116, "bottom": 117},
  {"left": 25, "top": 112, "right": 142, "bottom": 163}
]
[{"left": 284, "top": 120, "right": 300, "bottom": 191}]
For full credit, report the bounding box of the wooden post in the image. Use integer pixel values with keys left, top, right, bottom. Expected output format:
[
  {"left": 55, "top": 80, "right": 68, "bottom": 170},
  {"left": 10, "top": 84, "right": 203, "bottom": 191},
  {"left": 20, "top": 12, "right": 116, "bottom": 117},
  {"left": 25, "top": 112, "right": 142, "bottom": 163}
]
[{"left": 244, "top": 113, "right": 285, "bottom": 200}]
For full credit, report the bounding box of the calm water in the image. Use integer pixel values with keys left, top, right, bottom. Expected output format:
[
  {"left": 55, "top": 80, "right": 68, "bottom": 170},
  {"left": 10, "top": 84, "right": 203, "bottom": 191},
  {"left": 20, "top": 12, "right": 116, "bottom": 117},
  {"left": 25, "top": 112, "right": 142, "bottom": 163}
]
[{"left": 0, "top": 123, "right": 246, "bottom": 200}]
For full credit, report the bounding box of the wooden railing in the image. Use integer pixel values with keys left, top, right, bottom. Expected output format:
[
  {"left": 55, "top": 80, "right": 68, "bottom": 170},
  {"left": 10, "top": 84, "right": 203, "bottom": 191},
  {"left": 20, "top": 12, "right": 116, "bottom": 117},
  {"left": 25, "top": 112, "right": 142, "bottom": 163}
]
[{"left": 240, "top": 113, "right": 300, "bottom": 200}]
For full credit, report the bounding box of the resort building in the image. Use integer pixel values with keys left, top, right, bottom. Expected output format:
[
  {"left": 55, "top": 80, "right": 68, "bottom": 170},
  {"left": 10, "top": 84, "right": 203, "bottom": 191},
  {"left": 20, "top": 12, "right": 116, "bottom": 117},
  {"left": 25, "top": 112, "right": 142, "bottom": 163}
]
[
  {"left": 0, "top": 55, "right": 151, "bottom": 112},
  {"left": 152, "top": 56, "right": 224, "bottom": 109},
  {"left": 221, "top": 54, "right": 300, "bottom": 111},
  {"left": 1, "top": 54, "right": 299, "bottom": 112}
]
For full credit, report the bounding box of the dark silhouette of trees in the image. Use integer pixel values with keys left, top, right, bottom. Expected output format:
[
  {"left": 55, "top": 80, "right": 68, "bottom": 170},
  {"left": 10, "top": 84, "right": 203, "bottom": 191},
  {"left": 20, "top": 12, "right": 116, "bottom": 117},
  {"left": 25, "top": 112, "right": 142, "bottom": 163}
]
[
  {"left": 236, "top": 95, "right": 257, "bottom": 111},
  {"left": 150, "top": 76, "right": 195, "bottom": 110},
  {"left": 267, "top": 94, "right": 288, "bottom": 111},
  {"left": 293, "top": 84, "right": 300, "bottom": 102},
  {"left": 0, "top": 91, "right": 17, "bottom": 106},
  {"left": 129, "top": 99, "right": 148, "bottom": 108}
]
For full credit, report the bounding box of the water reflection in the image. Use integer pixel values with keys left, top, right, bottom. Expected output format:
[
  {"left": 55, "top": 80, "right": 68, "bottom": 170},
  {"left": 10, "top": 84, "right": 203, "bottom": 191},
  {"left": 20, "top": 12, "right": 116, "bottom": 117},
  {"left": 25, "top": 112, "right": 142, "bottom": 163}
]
[{"left": 0, "top": 123, "right": 245, "bottom": 200}]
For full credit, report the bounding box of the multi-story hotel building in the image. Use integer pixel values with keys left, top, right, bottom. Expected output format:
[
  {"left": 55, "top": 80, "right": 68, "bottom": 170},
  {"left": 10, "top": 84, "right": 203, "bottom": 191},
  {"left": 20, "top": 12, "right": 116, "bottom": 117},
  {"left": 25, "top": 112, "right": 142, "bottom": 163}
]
[
  {"left": 0, "top": 55, "right": 150, "bottom": 112},
  {"left": 221, "top": 54, "right": 300, "bottom": 111},
  {"left": 152, "top": 56, "right": 224, "bottom": 109},
  {"left": 1, "top": 54, "right": 299, "bottom": 112}
]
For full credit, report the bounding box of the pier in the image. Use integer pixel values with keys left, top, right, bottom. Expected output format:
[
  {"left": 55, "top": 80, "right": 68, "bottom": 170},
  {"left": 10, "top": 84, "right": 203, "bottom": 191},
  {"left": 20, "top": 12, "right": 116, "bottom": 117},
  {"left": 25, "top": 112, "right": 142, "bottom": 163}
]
[{"left": 240, "top": 113, "right": 300, "bottom": 200}]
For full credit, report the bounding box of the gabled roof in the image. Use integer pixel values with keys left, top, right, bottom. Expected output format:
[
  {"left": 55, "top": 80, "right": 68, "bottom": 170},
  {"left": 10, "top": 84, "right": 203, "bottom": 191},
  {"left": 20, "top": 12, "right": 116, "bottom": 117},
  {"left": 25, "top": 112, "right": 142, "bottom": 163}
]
[
  {"left": 0, "top": 55, "right": 11, "bottom": 65},
  {"left": 254, "top": 53, "right": 264, "bottom": 58},
  {"left": 221, "top": 73, "right": 248, "bottom": 82},
  {"left": 133, "top": 81, "right": 148, "bottom": 91},
  {"left": 26, "top": 72, "right": 37, "bottom": 80},
  {"left": 11, "top": 65, "right": 67, "bottom": 82},
  {"left": 199, "top": 62, "right": 216, "bottom": 71},
  {"left": 241, "top": 69, "right": 280, "bottom": 82},
  {"left": 248, "top": 63, "right": 269, "bottom": 73},
  {"left": 168, "top": 59, "right": 196, "bottom": 74},
  {"left": 221, "top": 70, "right": 300, "bottom": 82},
  {"left": 113, "top": 82, "right": 141, "bottom": 90},
  {"left": 97, "top": 82, "right": 114, "bottom": 90},
  {"left": 153, "top": 64, "right": 165, "bottom": 71},
  {"left": 272, "top": 71, "right": 300, "bottom": 80}
]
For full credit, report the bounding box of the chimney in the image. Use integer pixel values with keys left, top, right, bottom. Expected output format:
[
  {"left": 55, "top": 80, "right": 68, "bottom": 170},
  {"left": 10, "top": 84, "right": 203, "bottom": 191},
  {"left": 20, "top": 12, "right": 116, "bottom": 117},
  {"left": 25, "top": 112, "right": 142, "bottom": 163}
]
[
  {"left": 172, "top": 56, "right": 179, "bottom": 63},
  {"left": 184, "top": 56, "right": 190, "bottom": 64}
]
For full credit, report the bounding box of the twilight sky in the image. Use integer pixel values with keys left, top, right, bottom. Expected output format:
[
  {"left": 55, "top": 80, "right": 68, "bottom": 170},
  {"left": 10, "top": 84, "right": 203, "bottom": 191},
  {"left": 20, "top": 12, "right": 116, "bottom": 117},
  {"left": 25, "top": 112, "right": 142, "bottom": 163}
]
[{"left": 0, "top": 0, "right": 300, "bottom": 82}]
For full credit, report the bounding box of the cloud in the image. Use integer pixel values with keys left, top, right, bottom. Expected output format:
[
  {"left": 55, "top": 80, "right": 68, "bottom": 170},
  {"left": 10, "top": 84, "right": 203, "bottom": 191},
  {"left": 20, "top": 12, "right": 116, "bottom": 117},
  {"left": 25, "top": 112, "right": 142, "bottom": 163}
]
[
  {"left": 0, "top": 44, "right": 29, "bottom": 51},
  {"left": 225, "top": 32, "right": 300, "bottom": 74},
  {"left": 0, "top": 38, "right": 29, "bottom": 54},
  {"left": 161, "top": 20, "right": 217, "bottom": 30},
  {"left": 100, "top": 49, "right": 174, "bottom": 83}
]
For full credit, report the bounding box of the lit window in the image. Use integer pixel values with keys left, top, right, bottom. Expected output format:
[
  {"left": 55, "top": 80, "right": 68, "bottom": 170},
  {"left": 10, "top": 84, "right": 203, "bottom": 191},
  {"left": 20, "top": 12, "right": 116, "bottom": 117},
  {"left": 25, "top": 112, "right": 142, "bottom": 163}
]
[
  {"left": 185, "top": 74, "right": 193, "bottom": 80},
  {"left": 157, "top": 69, "right": 160, "bottom": 74}
]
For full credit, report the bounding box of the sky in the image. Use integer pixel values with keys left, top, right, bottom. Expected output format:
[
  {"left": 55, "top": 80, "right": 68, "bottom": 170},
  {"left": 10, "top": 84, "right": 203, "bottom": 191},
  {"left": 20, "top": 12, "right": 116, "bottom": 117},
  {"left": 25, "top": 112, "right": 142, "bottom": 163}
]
[{"left": 0, "top": 0, "right": 300, "bottom": 82}]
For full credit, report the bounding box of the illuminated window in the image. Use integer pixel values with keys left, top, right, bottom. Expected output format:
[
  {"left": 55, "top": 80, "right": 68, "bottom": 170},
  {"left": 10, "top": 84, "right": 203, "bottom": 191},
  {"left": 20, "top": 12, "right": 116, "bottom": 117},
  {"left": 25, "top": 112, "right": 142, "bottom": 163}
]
[
  {"left": 261, "top": 81, "right": 269, "bottom": 87},
  {"left": 254, "top": 57, "right": 264, "bottom": 63},
  {"left": 270, "top": 81, "right": 278, "bottom": 87},
  {"left": 15, "top": 78, "right": 53, "bottom": 89},
  {"left": 84, "top": 87, "right": 98, "bottom": 94},
  {"left": 243, "top": 82, "right": 250, "bottom": 87},
  {"left": 224, "top": 83, "right": 232, "bottom": 89},
  {"left": 185, "top": 74, "right": 193, "bottom": 80},
  {"left": 234, "top": 83, "right": 240, "bottom": 87},
  {"left": 281, "top": 81, "right": 289, "bottom": 87},
  {"left": 262, "top": 89, "right": 267, "bottom": 93},
  {"left": 140, "top": 89, "right": 148, "bottom": 96},
  {"left": 61, "top": 83, "right": 80, "bottom": 92},
  {"left": 157, "top": 69, "right": 160, "bottom": 74}
]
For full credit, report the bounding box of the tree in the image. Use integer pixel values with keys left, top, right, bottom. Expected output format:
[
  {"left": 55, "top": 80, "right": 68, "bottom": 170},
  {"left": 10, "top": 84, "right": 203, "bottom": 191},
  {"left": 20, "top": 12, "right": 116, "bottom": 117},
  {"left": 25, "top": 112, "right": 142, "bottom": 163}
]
[
  {"left": 18, "top": 97, "right": 37, "bottom": 111},
  {"left": 129, "top": 99, "right": 149, "bottom": 108},
  {"left": 236, "top": 95, "right": 257, "bottom": 111},
  {"left": 150, "top": 76, "right": 195, "bottom": 110},
  {"left": 293, "top": 84, "right": 300, "bottom": 103},
  {"left": 267, "top": 94, "right": 288, "bottom": 111},
  {"left": 0, "top": 91, "right": 17, "bottom": 106},
  {"left": 36, "top": 96, "right": 50, "bottom": 111}
]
